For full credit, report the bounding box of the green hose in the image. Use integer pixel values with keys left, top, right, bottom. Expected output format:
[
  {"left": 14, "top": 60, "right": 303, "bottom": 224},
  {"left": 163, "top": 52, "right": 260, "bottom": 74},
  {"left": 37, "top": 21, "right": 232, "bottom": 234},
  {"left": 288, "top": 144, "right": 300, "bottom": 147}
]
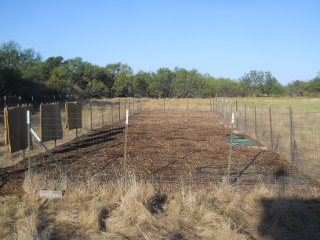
[{"left": 226, "top": 138, "right": 254, "bottom": 146}]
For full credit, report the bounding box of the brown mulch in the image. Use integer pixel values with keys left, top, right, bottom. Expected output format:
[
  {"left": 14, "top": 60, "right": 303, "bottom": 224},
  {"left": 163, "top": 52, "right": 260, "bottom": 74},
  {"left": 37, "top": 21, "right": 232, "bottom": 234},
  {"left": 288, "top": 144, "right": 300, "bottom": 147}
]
[{"left": 0, "top": 111, "right": 317, "bottom": 196}]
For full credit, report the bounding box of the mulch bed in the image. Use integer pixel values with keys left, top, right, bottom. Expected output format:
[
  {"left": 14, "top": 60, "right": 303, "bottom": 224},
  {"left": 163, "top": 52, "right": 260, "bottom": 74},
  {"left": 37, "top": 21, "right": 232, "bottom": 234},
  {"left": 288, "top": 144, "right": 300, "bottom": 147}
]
[{"left": 0, "top": 111, "right": 317, "bottom": 196}]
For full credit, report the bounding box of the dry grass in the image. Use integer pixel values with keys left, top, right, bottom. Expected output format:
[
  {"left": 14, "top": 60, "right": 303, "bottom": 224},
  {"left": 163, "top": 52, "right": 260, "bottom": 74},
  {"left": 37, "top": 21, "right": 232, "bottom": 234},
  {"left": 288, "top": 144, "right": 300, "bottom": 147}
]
[
  {"left": 0, "top": 173, "right": 318, "bottom": 239},
  {"left": 141, "top": 98, "right": 211, "bottom": 112}
]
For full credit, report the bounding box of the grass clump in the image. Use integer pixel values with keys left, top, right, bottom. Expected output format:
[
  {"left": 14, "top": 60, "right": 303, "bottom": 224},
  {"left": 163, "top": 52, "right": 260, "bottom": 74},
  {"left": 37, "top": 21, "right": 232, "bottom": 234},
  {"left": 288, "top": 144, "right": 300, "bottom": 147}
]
[{"left": 0, "top": 173, "right": 318, "bottom": 239}]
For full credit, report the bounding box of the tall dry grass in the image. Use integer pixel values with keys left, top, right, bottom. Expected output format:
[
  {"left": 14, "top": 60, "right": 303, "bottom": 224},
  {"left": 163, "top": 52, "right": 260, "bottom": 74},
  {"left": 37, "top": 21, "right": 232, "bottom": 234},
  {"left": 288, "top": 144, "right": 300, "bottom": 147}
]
[{"left": 0, "top": 173, "right": 318, "bottom": 239}]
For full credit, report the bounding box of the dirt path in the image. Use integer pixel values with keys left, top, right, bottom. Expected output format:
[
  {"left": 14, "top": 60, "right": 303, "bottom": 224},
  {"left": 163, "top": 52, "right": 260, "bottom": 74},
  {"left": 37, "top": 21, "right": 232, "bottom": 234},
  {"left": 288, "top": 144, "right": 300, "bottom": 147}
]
[{"left": 0, "top": 111, "right": 316, "bottom": 196}]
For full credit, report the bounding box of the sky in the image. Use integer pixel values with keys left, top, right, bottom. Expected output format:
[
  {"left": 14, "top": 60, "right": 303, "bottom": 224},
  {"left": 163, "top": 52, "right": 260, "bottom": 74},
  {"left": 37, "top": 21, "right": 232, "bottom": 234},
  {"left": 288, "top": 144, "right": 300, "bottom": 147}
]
[{"left": 1, "top": 0, "right": 320, "bottom": 85}]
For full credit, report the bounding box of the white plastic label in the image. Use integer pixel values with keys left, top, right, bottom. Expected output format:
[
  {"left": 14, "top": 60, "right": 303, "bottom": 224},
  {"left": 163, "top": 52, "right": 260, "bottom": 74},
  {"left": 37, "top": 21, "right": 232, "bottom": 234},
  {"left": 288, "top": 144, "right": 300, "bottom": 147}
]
[
  {"left": 27, "top": 110, "right": 30, "bottom": 124},
  {"left": 231, "top": 113, "right": 235, "bottom": 124},
  {"left": 125, "top": 110, "right": 129, "bottom": 125}
]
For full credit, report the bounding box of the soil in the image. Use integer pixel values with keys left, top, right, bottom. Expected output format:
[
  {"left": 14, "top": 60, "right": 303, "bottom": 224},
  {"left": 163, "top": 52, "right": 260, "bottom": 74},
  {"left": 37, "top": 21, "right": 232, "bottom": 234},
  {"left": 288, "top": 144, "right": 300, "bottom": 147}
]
[{"left": 0, "top": 111, "right": 317, "bottom": 196}]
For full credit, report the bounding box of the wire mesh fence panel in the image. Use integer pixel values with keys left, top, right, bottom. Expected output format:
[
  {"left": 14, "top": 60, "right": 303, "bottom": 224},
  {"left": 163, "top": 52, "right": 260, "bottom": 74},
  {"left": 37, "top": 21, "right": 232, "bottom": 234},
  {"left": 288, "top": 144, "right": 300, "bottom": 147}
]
[
  {"left": 0, "top": 98, "right": 142, "bottom": 169},
  {"left": 214, "top": 98, "right": 320, "bottom": 181},
  {"left": 292, "top": 111, "right": 320, "bottom": 178}
]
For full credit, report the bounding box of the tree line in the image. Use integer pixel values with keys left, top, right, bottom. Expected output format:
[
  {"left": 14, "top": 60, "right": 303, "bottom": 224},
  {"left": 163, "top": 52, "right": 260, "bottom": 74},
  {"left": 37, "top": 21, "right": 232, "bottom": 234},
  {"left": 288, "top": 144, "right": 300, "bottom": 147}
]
[{"left": 1, "top": 41, "right": 320, "bottom": 102}]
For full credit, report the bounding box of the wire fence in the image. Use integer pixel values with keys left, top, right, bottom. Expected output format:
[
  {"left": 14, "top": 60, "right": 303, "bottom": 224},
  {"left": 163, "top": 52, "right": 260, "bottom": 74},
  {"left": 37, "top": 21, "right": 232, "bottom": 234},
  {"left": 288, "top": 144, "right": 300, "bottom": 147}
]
[
  {"left": 213, "top": 98, "right": 320, "bottom": 180},
  {"left": 0, "top": 98, "right": 141, "bottom": 169},
  {"left": 0, "top": 97, "right": 319, "bottom": 185}
]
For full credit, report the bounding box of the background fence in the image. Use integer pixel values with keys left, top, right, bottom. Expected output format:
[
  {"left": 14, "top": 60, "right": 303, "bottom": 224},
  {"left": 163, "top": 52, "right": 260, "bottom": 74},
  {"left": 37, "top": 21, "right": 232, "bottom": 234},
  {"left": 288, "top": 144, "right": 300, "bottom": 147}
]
[
  {"left": 213, "top": 98, "right": 320, "bottom": 180},
  {"left": 1, "top": 97, "right": 319, "bottom": 181}
]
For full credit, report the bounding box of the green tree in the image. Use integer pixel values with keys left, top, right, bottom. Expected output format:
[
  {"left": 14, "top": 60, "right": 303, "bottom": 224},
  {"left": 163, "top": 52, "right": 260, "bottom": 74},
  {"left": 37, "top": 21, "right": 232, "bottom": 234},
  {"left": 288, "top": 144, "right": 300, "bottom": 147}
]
[
  {"left": 305, "top": 76, "right": 320, "bottom": 96},
  {"left": 48, "top": 64, "right": 72, "bottom": 89},
  {"left": 40, "top": 56, "right": 64, "bottom": 82},
  {"left": 111, "top": 64, "right": 134, "bottom": 97},
  {"left": 0, "top": 65, "right": 22, "bottom": 97},
  {"left": 171, "top": 67, "right": 207, "bottom": 97},
  {"left": 148, "top": 68, "right": 175, "bottom": 98},
  {"left": 0, "top": 41, "right": 44, "bottom": 98},
  {"left": 238, "top": 70, "right": 265, "bottom": 96},
  {"left": 20, "top": 48, "right": 42, "bottom": 82},
  {"left": 106, "top": 62, "right": 133, "bottom": 97},
  {"left": 86, "top": 79, "right": 108, "bottom": 98},
  {"left": 239, "top": 70, "right": 281, "bottom": 96},
  {"left": 263, "top": 71, "right": 283, "bottom": 96},
  {"left": 48, "top": 57, "right": 88, "bottom": 91},
  {"left": 286, "top": 80, "right": 307, "bottom": 96},
  {"left": 132, "top": 71, "right": 151, "bottom": 97},
  {"left": 0, "top": 41, "right": 24, "bottom": 68},
  {"left": 208, "top": 77, "right": 242, "bottom": 97}
]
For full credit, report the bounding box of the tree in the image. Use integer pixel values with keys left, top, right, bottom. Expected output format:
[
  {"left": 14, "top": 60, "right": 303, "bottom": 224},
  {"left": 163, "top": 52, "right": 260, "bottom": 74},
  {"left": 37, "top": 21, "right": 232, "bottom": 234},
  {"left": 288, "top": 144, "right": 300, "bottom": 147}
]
[
  {"left": 208, "top": 77, "right": 242, "bottom": 97},
  {"left": 305, "top": 76, "right": 320, "bottom": 96},
  {"left": 20, "top": 48, "right": 42, "bottom": 82},
  {"left": 132, "top": 71, "right": 150, "bottom": 97},
  {"left": 0, "top": 65, "right": 22, "bottom": 97},
  {"left": 48, "top": 64, "right": 72, "bottom": 89},
  {"left": 106, "top": 63, "right": 133, "bottom": 97},
  {"left": 239, "top": 70, "right": 281, "bottom": 96},
  {"left": 48, "top": 57, "right": 88, "bottom": 90},
  {"left": 40, "top": 56, "right": 64, "bottom": 82},
  {"left": 111, "top": 64, "right": 134, "bottom": 97},
  {"left": 86, "top": 79, "right": 108, "bottom": 98},
  {"left": 238, "top": 72, "right": 254, "bottom": 96},
  {"left": 286, "top": 80, "right": 307, "bottom": 96},
  {"left": 171, "top": 67, "right": 207, "bottom": 98},
  {"left": 0, "top": 41, "right": 23, "bottom": 68},
  {"left": 263, "top": 71, "right": 283, "bottom": 96},
  {"left": 0, "top": 41, "right": 44, "bottom": 98},
  {"left": 148, "top": 68, "right": 175, "bottom": 98}
]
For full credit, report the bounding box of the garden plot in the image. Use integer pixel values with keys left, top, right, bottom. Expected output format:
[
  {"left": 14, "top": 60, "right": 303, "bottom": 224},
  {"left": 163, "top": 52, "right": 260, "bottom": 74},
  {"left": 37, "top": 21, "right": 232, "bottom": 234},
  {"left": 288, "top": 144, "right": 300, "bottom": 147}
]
[{"left": 0, "top": 111, "right": 316, "bottom": 196}]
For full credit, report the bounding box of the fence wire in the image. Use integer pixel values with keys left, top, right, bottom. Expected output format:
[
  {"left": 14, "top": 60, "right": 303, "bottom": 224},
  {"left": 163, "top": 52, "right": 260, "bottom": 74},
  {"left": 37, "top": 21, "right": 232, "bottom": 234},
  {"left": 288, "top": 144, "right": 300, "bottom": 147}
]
[
  {"left": 214, "top": 98, "right": 320, "bottom": 179},
  {"left": 0, "top": 97, "right": 319, "bottom": 184},
  {"left": 0, "top": 98, "right": 141, "bottom": 170}
]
